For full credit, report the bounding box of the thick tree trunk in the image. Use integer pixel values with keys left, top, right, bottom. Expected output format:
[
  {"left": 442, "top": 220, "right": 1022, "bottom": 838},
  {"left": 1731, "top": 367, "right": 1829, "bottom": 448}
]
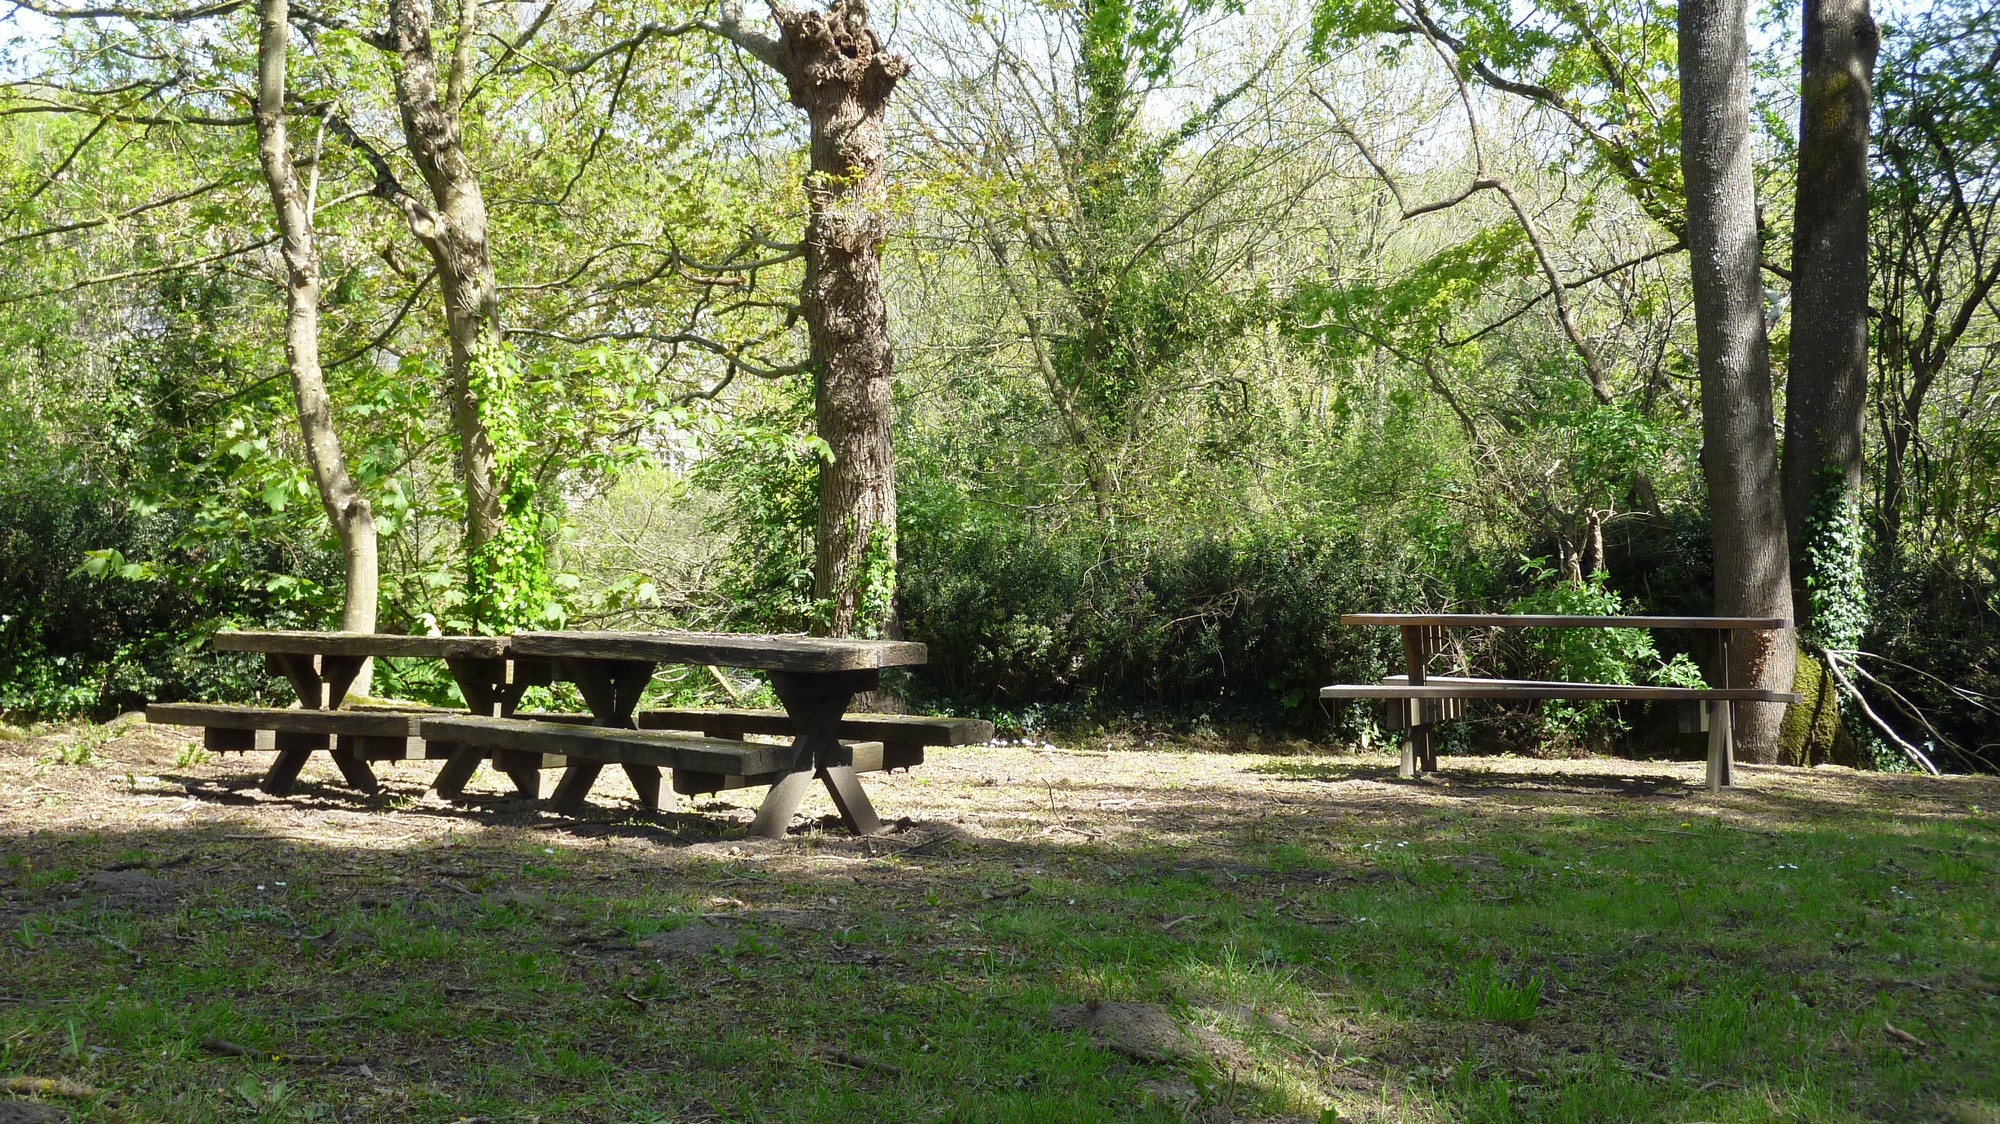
[
  {"left": 381, "top": 0, "right": 505, "bottom": 553},
  {"left": 1679, "top": 0, "right": 1797, "bottom": 759},
  {"left": 254, "top": 0, "right": 378, "bottom": 694},
  {"left": 1783, "top": 0, "right": 1878, "bottom": 620},
  {"left": 721, "top": 0, "right": 908, "bottom": 636}
]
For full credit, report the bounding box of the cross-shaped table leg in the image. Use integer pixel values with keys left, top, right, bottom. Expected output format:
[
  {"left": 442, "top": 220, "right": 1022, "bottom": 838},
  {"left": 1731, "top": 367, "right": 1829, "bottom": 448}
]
[
  {"left": 262, "top": 652, "right": 376, "bottom": 795},
  {"left": 747, "top": 669, "right": 884, "bottom": 839},
  {"left": 549, "top": 658, "right": 659, "bottom": 814},
  {"left": 435, "top": 656, "right": 554, "bottom": 799}
]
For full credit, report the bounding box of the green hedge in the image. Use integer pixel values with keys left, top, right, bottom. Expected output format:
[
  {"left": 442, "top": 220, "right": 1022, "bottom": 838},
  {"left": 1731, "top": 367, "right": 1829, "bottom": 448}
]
[
  {"left": 896, "top": 521, "right": 1427, "bottom": 733},
  {"left": 0, "top": 467, "right": 323, "bottom": 719}
]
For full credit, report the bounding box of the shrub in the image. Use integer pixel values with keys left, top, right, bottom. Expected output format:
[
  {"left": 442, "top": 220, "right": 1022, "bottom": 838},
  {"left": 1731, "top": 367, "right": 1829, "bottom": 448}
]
[
  {"left": 0, "top": 465, "right": 324, "bottom": 719},
  {"left": 895, "top": 518, "right": 1426, "bottom": 734}
]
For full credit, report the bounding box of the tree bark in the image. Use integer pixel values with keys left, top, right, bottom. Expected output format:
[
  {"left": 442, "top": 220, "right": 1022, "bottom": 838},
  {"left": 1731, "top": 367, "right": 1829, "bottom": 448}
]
[
  {"left": 712, "top": 0, "right": 909, "bottom": 636},
  {"left": 375, "top": 0, "right": 506, "bottom": 553},
  {"left": 1783, "top": 0, "right": 1878, "bottom": 618},
  {"left": 253, "top": 0, "right": 379, "bottom": 693},
  {"left": 1678, "top": 0, "right": 1796, "bottom": 759}
]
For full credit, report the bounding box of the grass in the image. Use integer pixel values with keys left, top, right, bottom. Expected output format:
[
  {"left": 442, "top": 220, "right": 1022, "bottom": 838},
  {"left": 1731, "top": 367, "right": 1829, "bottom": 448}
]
[{"left": 0, "top": 730, "right": 1995, "bottom": 1122}]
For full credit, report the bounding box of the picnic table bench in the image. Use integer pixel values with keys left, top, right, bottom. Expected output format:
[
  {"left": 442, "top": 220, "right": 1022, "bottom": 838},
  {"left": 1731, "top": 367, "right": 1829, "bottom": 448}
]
[
  {"left": 425, "top": 630, "right": 982, "bottom": 838},
  {"left": 144, "top": 630, "right": 552, "bottom": 796},
  {"left": 1321, "top": 614, "right": 1800, "bottom": 790}
]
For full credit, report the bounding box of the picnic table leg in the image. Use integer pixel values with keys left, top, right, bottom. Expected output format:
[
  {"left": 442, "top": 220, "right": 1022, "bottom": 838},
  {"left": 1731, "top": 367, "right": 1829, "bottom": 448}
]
[
  {"left": 493, "top": 751, "right": 544, "bottom": 800},
  {"left": 431, "top": 748, "right": 483, "bottom": 799},
  {"left": 330, "top": 736, "right": 381, "bottom": 794},
  {"left": 551, "top": 658, "right": 659, "bottom": 813},
  {"left": 1398, "top": 626, "right": 1439, "bottom": 778},
  {"left": 750, "top": 669, "right": 883, "bottom": 838},
  {"left": 263, "top": 730, "right": 323, "bottom": 796},
  {"left": 1398, "top": 712, "right": 1420, "bottom": 780},
  {"left": 1705, "top": 700, "right": 1735, "bottom": 791},
  {"left": 1706, "top": 631, "right": 1736, "bottom": 791},
  {"left": 436, "top": 657, "right": 556, "bottom": 799},
  {"left": 261, "top": 653, "right": 375, "bottom": 792}
]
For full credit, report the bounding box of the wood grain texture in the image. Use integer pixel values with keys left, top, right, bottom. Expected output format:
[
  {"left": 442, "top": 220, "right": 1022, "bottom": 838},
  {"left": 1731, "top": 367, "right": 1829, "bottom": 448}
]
[
  {"left": 147, "top": 703, "right": 427, "bottom": 737},
  {"left": 1343, "top": 614, "right": 1788, "bottom": 630},
  {"left": 638, "top": 708, "right": 991, "bottom": 745},
  {"left": 213, "top": 630, "right": 512, "bottom": 659},
  {"left": 419, "top": 715, "right": 797, "bottom": 776},
  {"left": 511, "top": 630, "right": 927, "bottom": 671}
]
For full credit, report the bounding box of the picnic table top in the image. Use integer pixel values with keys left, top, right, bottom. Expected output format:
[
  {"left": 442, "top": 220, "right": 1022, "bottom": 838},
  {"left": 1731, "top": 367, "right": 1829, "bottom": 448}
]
[
  {"left": 511, "top": 630, "right": 928, "bottom": 673},
  {"left": 212, "top": 630, "right": 514, "bottom": 659},
  {"left": 1342, "top": 613, "right": 1789, "bottom": 630}
]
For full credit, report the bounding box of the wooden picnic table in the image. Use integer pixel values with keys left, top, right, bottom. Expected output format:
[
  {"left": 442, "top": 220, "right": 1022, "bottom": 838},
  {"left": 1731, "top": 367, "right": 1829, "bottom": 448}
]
[
  {"left": 147, "top": 630, "right": 555, "bottom": 796},
  {"left": 507, "top": 630, "right": 930, "bottom": 838},
  {"left": 1323, "top": 613, "right": 1799, "bottom": 790}
]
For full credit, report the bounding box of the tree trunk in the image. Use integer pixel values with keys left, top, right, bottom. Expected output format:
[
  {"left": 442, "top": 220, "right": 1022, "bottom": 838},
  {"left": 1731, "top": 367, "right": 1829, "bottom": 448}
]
[
  {"left": 718, "top": 0, "right": 908, "bottom": 636},
  {"left": 1679, "top": 0, "right": 1797, "bottom": 759},
  {"left": 380, "top": 0, "right": 505, "bottom": 554},
  {"left": 1783, "top": 0, "right": 1878, "bottom": 619},
  {"left": 254, "top": 0, "right": 379, "bottom": 694}
]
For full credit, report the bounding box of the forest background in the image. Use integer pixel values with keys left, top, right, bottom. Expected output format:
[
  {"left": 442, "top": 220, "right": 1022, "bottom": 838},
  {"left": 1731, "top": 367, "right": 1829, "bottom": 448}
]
[{"left": 0, "top": 0, "right": 1994, "bottom": 771}]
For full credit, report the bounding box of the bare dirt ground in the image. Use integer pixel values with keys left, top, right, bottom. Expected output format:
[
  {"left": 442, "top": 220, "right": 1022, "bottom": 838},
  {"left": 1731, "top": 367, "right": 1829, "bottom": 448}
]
[
  {"left": 1, "top": 718, "right": 1995, "bottom": 1122},
  {"left": 7, "top": 719, "right": 1990, "bottom": 856}
]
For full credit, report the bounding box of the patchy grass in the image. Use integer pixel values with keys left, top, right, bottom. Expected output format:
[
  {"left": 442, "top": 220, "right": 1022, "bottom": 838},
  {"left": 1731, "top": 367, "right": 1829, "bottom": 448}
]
[{"left": 0, "top": 724, "right": 1995, "bottom": 1122}]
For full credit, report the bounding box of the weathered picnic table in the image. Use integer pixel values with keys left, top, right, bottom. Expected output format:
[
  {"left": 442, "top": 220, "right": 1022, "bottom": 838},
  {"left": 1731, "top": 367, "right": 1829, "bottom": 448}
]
[
  {"left": 421, "top": 630, "right": 945, "bottom": 838},
  {"left": 145, "top": 630, "right": 553, "bottom": 796},
  {"left": 1320, "top": 614, "right": 1801, "bottom": 791}
]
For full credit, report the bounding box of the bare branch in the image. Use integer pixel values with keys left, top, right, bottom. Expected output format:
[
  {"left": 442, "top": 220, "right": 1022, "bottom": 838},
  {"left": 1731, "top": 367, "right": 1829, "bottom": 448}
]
[
  {"left": 0, "top": 231, "right": 281, "bottom": 304},
  {"left": 325, "top": 267, "right": 436, "bottom": 369},
  {"left": 0, "top": 175, "right": 238, "bottom": 248},
  {"left": 323, "top": 111, "right": 448, "bottom": 243},
  {"left": 700, "top": 0, "right": 785, "bottom": 72},
  {"left": 4, "top": 0, "right": 245, "bottom": 21},
  {"left": 1819, "top": 648, "right": 1942, "bottom": 775}
]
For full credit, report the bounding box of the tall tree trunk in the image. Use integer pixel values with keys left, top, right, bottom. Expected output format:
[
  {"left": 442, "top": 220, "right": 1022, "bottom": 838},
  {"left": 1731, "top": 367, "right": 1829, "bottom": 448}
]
[
  {"left": 1679, "top": 0, "right": 1797, "bottom": 759},
  {"left": 1783, "top": 0, "right": 1878, "bottom": 619},
  {"left": 254, "top": 0, "right": 379, "bottom": 694},
  {"left": 714, "top": 0, "right": 909, "bottom": 636},
  {"left": 367, "top": 0, "right": 506, "bottom": 554}
]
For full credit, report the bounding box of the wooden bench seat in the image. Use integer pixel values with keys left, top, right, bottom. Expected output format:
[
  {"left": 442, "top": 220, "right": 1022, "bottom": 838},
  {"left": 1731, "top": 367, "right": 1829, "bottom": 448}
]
[
  {"left": 145, "top": 702, "right": 448, "bottom": 795},
  {"left": 1318, "top": 677, "right": 1802, "bottom": 789},
  {"left": 636, "top": 708, "right": 991, "bottom": 768},
  {"left": 419, "top": 715, "right": 905, "bottom": 816}
]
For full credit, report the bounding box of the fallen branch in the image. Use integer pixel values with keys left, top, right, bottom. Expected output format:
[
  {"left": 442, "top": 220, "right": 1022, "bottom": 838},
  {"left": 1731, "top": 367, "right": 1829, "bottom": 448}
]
[
  {"left": 812, "top": 1047, "right": 902, "bottom": 1077},
  {"left": 1818, "top": 648, "right": 1940, "bottom": 776},
  {"left": 1883, "top": 1021, "right": 1929, "bottom": 1049}
]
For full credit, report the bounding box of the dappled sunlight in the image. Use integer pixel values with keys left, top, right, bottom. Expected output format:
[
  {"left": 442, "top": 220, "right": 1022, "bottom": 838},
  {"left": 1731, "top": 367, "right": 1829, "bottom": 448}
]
[{"left": 0, "top": 725, "right": 1996, "bottom": 1121}]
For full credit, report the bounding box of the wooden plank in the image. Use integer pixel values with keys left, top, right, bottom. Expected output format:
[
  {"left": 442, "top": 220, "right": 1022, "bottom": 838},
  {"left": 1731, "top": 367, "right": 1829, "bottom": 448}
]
[
  {"left": 638, "top": 708, "right": 992, "bottom": 746},
  {"left": 419, "top": 715, "right": 795, "bottom": 776},
  {"left": 1342, "top": 613, "right": 1789, "bottom": 630},
  {"left": 1320, "top": 683, "right": 1801, "bottom": 703},
  {"left": 672, "top": 741, "right": 911, "bottom": 794},
  {"left": 262, "top": 730, "right": 324, "bottom": 795},
  {"left": 147, "top": 703, "right": 424, "bottom": 738},
  {"left": 512, "top": 630, "right": 927, "bottom": 672},
  {"left": 213, "top": 630, "right": 513, "bottom": 660},
  {"left": 1707, "top": 699, "right": 1735, "bottom": 791},
  {"left": 203, "top": 727, "right": 258, "bottom": 752}
]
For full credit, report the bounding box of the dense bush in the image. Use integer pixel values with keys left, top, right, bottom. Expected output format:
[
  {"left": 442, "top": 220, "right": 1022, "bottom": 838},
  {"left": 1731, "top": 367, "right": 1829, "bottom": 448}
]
[
  {"left": 896, "top": 518, "right": 1428, "bottom": 734},
  {"left": 0, "top": 465, "right": 326, "bottom": 719}
]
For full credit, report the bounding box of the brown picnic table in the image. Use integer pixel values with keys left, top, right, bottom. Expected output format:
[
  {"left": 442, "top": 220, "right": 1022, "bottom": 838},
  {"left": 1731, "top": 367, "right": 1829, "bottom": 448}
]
[
  {"left": 1321, "top": 614, "right": 1800, "bottom": 791},
  {"left": 145, "top": 630, "right": 554, "bottom": 796},
  {"left": 427, "top": 630, "right": 936, "bottom": 838}
]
